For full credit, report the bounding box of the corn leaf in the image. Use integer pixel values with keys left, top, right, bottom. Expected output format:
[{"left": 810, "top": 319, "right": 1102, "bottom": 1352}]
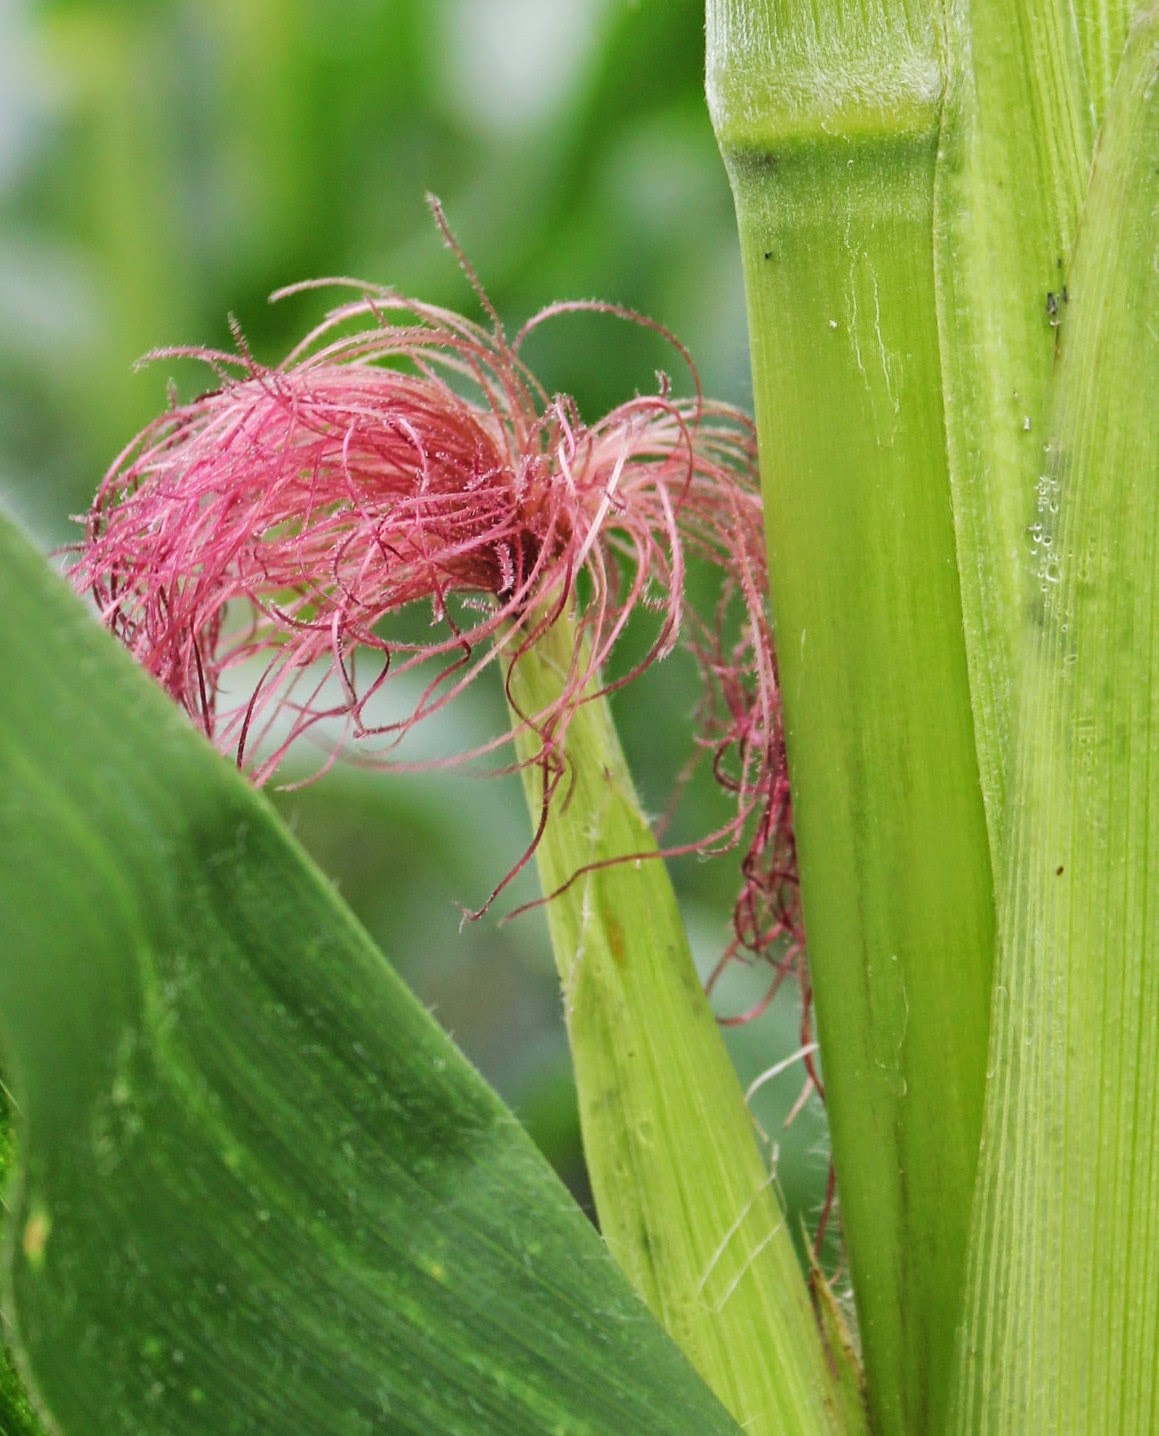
[
  {"left": 0, "top": 511, "right": 742, "bottom": 1436},
  {"left": 951, "top": 13, "right": 1159, "bottom": 1428}
]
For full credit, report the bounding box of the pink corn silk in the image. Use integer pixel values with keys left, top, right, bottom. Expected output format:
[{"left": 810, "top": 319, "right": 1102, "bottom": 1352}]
[{"left": 72, "top": 273, "right": 803, "bottom": 986}]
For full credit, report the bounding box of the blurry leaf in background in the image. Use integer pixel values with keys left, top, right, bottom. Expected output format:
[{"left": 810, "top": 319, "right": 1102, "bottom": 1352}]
[
  {"left": 1, "top": 0, "right": 748, "bottom": 536},
  {"left": 0, "top": 0, "right": 830, "bottom": 1266}
]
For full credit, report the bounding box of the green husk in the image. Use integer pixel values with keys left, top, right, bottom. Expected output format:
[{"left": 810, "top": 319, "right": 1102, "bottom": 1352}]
[
  {"left": 708, "top": 6, "right": 996, "bottom": 1432},
  {"left": 950, "top": 12, "right": 1159, "bottom": 1428},
  {"left": 507, "top": 610, "right": 864, "bottom": 1436}
]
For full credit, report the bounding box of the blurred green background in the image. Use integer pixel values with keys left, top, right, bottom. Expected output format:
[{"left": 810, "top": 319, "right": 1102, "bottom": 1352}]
[{"left": 0, "top": 0, "right": 829, "bottom": 1252}]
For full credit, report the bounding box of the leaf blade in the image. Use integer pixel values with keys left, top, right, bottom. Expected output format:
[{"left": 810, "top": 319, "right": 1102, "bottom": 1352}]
[{"left": 0, "top": 513, "right": 741, "bottom": 1436}]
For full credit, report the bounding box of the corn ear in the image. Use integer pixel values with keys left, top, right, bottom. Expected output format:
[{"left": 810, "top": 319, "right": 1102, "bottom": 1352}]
[{"left": 507, "top": 612, "right": 864, "bottom": 1436}]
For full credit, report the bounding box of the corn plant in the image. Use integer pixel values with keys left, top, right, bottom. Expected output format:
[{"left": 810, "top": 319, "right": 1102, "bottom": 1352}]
[{"left": 1, "top": 2, "right": 1157, "bottom": 1434}]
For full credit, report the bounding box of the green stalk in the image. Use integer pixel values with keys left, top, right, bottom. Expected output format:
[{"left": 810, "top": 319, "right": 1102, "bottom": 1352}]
[
  {"left": 506, "top": 611, "right": 864, "bottom": 1436},
  {"left": 708, "top": 7, "right": 995, "bottom": 1434},
  {"left": 951, "top": 12, "right": 1159, "bottom": 1428}
]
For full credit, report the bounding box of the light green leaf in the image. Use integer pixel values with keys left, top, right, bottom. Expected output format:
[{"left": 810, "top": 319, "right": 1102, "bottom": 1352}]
[
  {"left": 951, "top": 12, "right": 1159, "bottom": 1429},
  {"left": 933, "top": 0, "right": 1092, "bottom": 860},
  {"left": 0, "top": 511, "right": 741, "bottom": 1436}
]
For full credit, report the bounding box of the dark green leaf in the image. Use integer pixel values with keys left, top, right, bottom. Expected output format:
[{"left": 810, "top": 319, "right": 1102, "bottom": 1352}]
[{"left": 0, "top": 512, "right": 740, "bottom": 1436}]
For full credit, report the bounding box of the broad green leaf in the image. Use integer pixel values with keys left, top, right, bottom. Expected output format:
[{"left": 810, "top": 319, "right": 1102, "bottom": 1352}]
[
  {"left": 508, "top": 614, "right": 862, "bottom": 1436},
  {"left": 951, "top": 13, "right": 1159, "bottom": 1429},
  {"left": 0, "top": 1091, "right": 45, "bottom": 1436},
  {"left": 709, "top": 5, "right": 995, "bottom": 1432},
  {"left": 0, "top": 510, "right": 742, "bottom": 1436}
]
